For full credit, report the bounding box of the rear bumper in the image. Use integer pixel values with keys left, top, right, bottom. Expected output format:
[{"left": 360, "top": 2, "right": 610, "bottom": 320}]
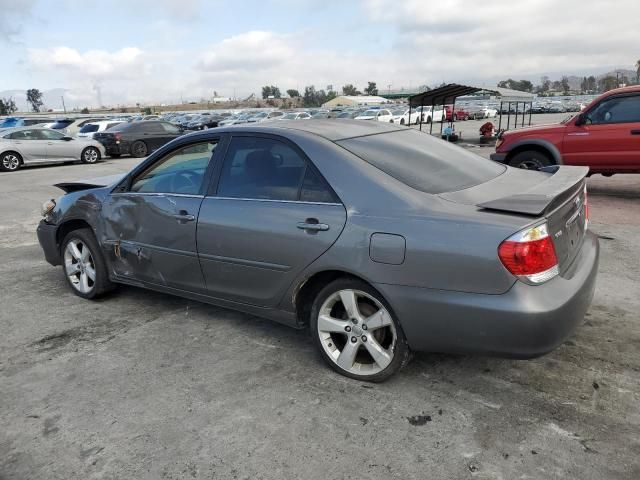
[
  {"left": 490, "top": 152, "right": 507, "bottom": 163},
  {"left": 37, "top": 220, "right": 60, "bottom": 266},
  {"left": 376, "top": 230, "right": 599, "bottom": 358}
]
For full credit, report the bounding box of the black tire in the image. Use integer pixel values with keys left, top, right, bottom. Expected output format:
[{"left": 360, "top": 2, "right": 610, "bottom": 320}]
[
  {"left": 0, "top": 151, "right": 22, "bottom": 172},
  {"left": 310, "top": 278, "right": 411, "bottom": 382},
  {"left": 400, "top": 118, "right": 405, "bottom": 125},
  {"left": 81, "top": 147, "right": 101, "bottom": 164},
  {"left": 425, "top": 116, "right": 432, "bottom": 124},
  {"left": 509, "top": 150, "right": 552, "bottom": 170},
  {"left": 60, "top": 228, "right": 115, "bottom": 300},
  {"left": 130, "top": 140, "right": 148, "bottom": 158}
]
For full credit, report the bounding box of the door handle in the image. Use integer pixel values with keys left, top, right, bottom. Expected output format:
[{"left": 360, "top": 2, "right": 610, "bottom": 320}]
[
  {"left": 631, "top": 129, "right": 640, "bottom": 135},
  {"left": 172, "top": 210, "right": 195, "bottom": 222},
  {"left": 297, "top": 220, "right": 329, "bottom": 232}
]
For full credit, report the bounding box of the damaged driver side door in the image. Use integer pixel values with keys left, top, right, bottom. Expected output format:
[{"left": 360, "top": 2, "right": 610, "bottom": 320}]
[{"left": 102, "top": 139, "right": 221, "bottom": 293}]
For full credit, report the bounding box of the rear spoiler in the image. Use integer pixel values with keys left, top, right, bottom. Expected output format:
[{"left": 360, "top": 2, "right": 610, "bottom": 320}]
[
  {"left": 478, "top": 165, "right": 588, "bottom": 216},
  {"left": 54, "top": 173, "right": 125, "bottom": 193}
]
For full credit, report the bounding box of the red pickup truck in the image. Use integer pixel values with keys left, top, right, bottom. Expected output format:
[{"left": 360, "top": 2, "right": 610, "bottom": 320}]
[{"left": 491, "top": 86, "right": 640, "bottom": 175}]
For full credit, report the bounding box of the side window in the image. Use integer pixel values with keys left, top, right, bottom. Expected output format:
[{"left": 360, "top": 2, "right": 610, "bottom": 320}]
[
  {"left": 217, "top": 137, "right": 307, "bottom": 201},
  {"left": 300, "top": 168, "right": 338, "bottom": 203},
  {"left": 10, "top": 130, "right": 37, "bottom": 140},
  {"left": 39, "top": 129, "right": 66, "bottom": 140},
  {"left": 130, "top": 142, "right": 217, "bottom": 194},
  {"left": 587, "top": 95, "right": 640, "bottom": 124},
  {"left": 160, "top": 122, "right": 180, "bottom": 134}
]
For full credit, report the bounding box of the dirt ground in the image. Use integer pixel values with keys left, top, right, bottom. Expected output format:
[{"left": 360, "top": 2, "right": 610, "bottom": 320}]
[{"left": 1, "top": 147, "right": 639, "bottom": 479}]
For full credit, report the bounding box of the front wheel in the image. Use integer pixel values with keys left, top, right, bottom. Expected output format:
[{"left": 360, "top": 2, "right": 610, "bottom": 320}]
[
  {"left": 509, "top": 150, "right": 552, "bottom": 170},
  {"left": 81, "top": 147, "right": 100, "bottom": 164},
  {"left": 310, "top": 278, "right": 411, "bottom": 382},
  {"left": 61, "top": 228, "right": 115, "bottom": 299}
]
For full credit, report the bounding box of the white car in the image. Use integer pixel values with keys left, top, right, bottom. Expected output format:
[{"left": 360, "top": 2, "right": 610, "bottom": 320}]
[
  {"left": 279, "top": 112, "right": 312, "bottom": 120},
  {"left": 481, "top": 106, "right": 498, "bottom": 118},
  {"left": 77, "top": 120, "right": 123, "bottom": 139},
  {"left": 354, "top": 109, "right": 394, "bottom": 122},
  {"left": 0, "top": 127, "right": 106, "bottom": 172}
]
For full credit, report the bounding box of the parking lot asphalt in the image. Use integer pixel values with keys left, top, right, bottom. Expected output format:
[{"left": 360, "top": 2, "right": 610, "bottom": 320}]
[{"left": 1, "top": 147, "right": 639, "bottom": 479}]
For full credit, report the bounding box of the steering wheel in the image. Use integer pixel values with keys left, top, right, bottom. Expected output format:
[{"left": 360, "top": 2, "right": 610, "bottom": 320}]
[{"left": 170, "top": 170, "right": 200, "bottom": 194}]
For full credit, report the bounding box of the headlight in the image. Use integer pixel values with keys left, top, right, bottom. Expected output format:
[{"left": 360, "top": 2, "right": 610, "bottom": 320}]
[{"left": 41, "top": 199, "right": 56, "bottom": 217}]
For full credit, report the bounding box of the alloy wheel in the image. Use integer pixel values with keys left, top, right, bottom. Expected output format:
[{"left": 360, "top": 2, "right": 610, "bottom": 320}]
[
  {"left": 83, "top": 148, "right": 99, "bottom": 163},
  {"left": 2, "top": 154, "right": 20, "bottom": 171},
  {"left": 64, "top": 239, "right": 96, "bottom": 294},
  {"left": 317, "top": 289, "right": 396, "bottom": 376},
  {"left": 518, "top": 159, "right": 544, "bottom": 170}
]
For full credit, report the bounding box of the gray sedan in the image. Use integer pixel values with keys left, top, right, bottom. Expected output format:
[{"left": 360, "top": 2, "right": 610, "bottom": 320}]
[
  {"left": 36, "top": 121, "right": 598, "bottom": 381},
  {"left": 0, "top": 127, "right": 106, "bottom": 172}
]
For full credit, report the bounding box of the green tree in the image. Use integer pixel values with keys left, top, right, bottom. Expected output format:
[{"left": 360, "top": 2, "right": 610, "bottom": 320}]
[
  {"left": 261, "top": 85, "right": 281, "bottom": 99},
  {"left": 0, "top": 97, "right": 18, "bottom": 115},
  {"left": 561, "top": 76, "right": 570, "bottom": 95},
  {"left": 342, "top": 84, "right": 359, "bottom": 96},
  {"left": 364, "top": 81, "right": 378, "bottom": 95},
  {"left": 80, "top": 107, "right": 90, "bottom": 114},
  {"left": 286, "top": 89, "right": 300, "bottom": 98},
  {"left": 498, "top": 79, "right": 533, "bottom": 92},
  {"left": 26, "top": 88, "right": 44, "bottom": 112}
]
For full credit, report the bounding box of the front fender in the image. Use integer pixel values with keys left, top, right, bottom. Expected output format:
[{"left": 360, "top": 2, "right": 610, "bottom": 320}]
[{"left": 504, "top": 138, "right": 563, "bottom": 165}]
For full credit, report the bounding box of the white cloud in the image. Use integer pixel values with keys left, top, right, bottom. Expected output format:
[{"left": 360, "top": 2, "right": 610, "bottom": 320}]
[
  {"left": 363, "top": 0, "right": 640, "bottom": 81},
  {"left": 27, "top": 47, "right": 146, "bottom": 78}
]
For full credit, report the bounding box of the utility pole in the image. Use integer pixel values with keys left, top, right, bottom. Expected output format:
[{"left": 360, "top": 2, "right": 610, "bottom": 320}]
[{"left": 61, "top": 96, "right": 67, "bottom": 114}]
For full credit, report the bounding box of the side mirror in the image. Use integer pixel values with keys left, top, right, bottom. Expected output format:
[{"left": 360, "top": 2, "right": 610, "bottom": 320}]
[
  {"left": 62, "top": 136, "right": 73, "bottom": 141},
  {"left": 574, "top": 114, "right": 586, "bottom": 126}
]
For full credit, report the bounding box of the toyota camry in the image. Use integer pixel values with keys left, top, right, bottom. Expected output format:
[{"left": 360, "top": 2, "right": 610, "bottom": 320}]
[{"left": 37, "top": 121, "right": 599, "bottom": 381}]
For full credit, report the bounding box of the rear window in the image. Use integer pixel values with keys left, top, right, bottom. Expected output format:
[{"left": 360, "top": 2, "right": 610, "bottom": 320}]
[
  {"left": 50, "top": 120, "right": 73, "bottom": 129},
  {"left": 337, "top": 129, "right": 505, "bottom": 194},
  {"left": 79, "top": 124, "right": 99, "bottom": 133}
]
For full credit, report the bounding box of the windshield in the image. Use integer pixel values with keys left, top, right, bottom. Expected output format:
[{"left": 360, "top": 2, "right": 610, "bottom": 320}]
[
  {"left": 361, "top": 110, "right": 377, "bottom": 116},
  {"left": 337, "top": 129, "right": 505, "bottom": 194},
  {"left": 282, "top": 113, "right": 298, "bottom": 119}
]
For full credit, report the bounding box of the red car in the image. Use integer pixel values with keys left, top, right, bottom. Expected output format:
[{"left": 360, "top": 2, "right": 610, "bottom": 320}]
[
  {"left": 491, "top": 86, "right": 640, "bottom": 175},
  {"left": 444, "top": 105, "right": 470, "bottom": 121}
]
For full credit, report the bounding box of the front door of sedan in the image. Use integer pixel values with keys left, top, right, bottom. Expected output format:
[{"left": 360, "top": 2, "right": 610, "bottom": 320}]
[
  {"left": 197, "top": 134, "right": 346, "bottom": 307},
  {"left": 7, "top": 129, "right": 47, "bottom": 162},
  {"left": 39, "top": 129, "right": 76, "bottom": 160},
  {"left": 102, "top": 140, "right": 221, "bottom": 292}
]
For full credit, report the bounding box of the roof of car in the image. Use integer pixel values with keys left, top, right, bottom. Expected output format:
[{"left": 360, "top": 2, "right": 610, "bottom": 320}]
[{"left": 208, "top": 119, "right": 406, "bottom": 141}]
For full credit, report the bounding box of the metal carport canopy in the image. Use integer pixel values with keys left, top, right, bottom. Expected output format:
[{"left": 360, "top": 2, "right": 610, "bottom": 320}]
[{"left": 408, "top": 84, "right": 535, "bottom": 106}]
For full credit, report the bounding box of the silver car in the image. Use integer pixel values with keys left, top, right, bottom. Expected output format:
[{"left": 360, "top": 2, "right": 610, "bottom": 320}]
[
  {"left": 0, "top": 127, "right": 106, "bottom": 172},
  {"left": 36, "top": 121, "right": 598, "bottom": 381}
]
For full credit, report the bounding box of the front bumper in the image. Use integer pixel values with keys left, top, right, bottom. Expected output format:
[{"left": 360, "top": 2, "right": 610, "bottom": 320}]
[
  {"left": 490, "top": 152, "right": 507, "bottom": 163},
  {"left": 376, "top": 230, "right": 599, "bottom": 358},
  {"left": 37, "top": 220, "right": 60, "bottom": 266}
]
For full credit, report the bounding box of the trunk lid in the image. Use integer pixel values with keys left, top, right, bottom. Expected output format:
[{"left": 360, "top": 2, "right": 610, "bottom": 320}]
[{"left": 440, "top": 165, "right": 589, "bottom": 274}]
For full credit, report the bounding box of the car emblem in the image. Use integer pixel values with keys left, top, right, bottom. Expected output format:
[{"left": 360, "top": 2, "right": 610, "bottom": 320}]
[{"left": 555, "top": 230, "right": 563, "bottom": 238}]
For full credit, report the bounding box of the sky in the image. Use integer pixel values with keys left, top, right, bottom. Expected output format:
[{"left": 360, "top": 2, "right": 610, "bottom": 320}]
[{"left": 1, "top": 0, "right": 638, "bottom": 110}]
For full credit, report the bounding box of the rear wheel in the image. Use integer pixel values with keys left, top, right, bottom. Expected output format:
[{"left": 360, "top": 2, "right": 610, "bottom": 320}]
[
  {"left": 81, "top": 147, "right": 100, "bottom": 164},
  {"left": 61, "top": 228, "right": 115, "bottom": 299},
  {"left": 509, "top": 150, "right": 552, "bottom": 170},
  {"left": 131, "top": 140, "right": 148, "bottom": 158},
  {"left": 0, "top": 152, "right": 21, "bottom": 172},
  {"left": 400, "top": 118, "right": 405, "bottom": 125},
  {"left": 310, "top": 278, "right": 411, "bottom": 382}
]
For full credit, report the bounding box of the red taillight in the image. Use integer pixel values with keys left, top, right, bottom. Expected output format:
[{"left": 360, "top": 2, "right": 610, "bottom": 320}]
[{"left": 498, "top": 223, "right": 559, "bottom": 284}]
